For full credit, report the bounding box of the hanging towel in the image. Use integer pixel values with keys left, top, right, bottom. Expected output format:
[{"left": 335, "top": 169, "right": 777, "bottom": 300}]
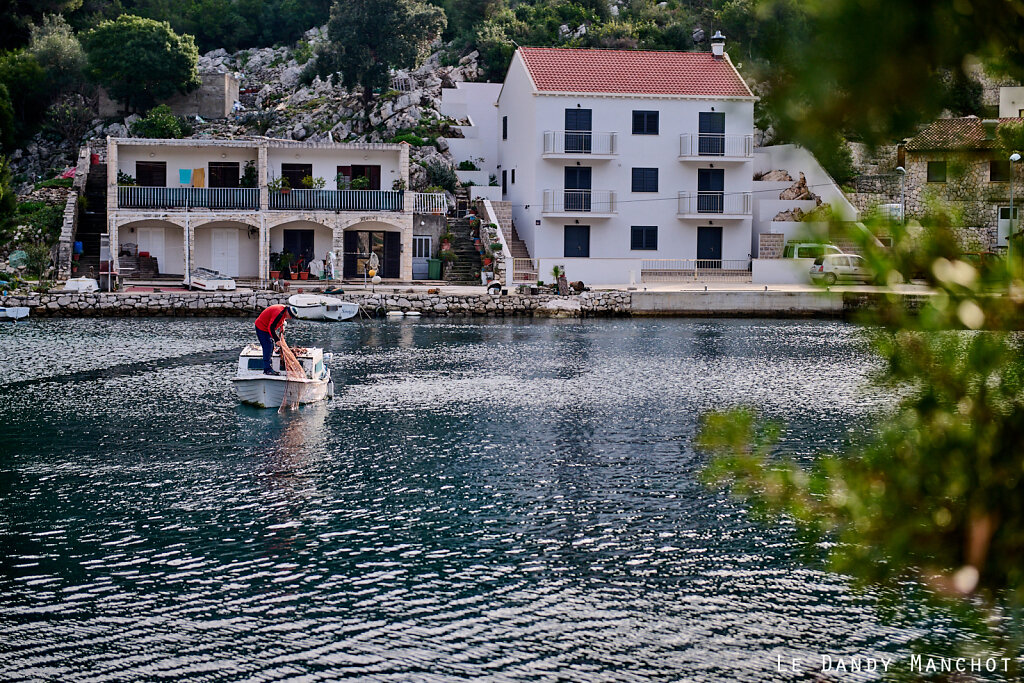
[
  {"left": 178, "top": 168, "right": 192, "bottom": 185},
  {"left": 192, "top": 168, "right": 205, "bottom": 187}
]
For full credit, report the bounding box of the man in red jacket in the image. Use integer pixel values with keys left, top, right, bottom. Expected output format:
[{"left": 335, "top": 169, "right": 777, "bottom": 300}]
[{"left": 254, "top": 304, "right": 297, "bottom": 375}]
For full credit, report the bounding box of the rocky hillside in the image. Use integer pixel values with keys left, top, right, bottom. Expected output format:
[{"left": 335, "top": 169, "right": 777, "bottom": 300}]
[{"left": 9, "top": 26, "right": 480, "bottom": 193}]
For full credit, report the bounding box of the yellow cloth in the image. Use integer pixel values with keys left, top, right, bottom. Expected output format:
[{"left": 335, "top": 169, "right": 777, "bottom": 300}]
[{"left": 192, "top": 168, "right": 205, "bottom": 187}]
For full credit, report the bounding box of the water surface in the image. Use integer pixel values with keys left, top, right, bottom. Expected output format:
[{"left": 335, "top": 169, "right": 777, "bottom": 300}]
[{"left": 0, "top": 318, "right": 962, "bottom": 681}]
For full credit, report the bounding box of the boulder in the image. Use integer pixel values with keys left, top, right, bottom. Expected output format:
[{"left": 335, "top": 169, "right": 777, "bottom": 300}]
[
  {"left": 779, "top": 172, "right": 813, "bottom": 200},
  {"left": 761, "top": 169, "right": 793, "bottom": 182}
]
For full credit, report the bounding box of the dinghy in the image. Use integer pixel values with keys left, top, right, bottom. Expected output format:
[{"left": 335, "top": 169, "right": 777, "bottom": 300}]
[
  {"left": 0, "top": 306, "right": 29, "bottom": 321},
  {"left": 232, "top": 344, "right": 334, "bottom": 408},
  {"left": 288, "top": 293, "right": 358, "bottom": 321}
]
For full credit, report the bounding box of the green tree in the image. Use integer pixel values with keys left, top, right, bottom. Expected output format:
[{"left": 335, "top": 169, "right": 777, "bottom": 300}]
[
  {"left": 0, "top": 0, "right": 83, "bottom": 50},
  {"left": 0, "top": 50, "right": 52, "bottom": 145},
  {"left": 29, "top": 14, "right": 86, "bottom": 95},
  {"left": 130, "top": 103, "right": 189, "bottom": 138},
  {"left": 316, "top": 0, "right": 446, "bottom": 104},
  {"left": 82, "top": 14, "right": 200, "bottom": 114},
  {"left": 0, "top": 84, "right": 15, "bottom": 152},
  {"left": 0, "top": 155, "right": 15, "bottom": 221}
]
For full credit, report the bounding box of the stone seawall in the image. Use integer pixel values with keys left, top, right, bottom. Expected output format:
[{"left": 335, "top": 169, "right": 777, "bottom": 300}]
[
  {"left": 0, "top": 289, "right": 927, "bottom": 319},
  {"left": 0, "top": 290, "right": 632, "bottom": 318}
]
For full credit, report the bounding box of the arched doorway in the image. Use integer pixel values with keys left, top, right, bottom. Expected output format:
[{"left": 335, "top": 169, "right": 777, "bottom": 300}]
[
  {"left": 341, "top": 220, "right": 406, "bottom": 279},
  {"left": 269, "top": 220, "right": 334, "bottom": 277},
  {"left": 193, "top": 220, "right": 260, "bottom": 278},
  {"left": 118, "top": 219, "right": 185, "bottom": 276}
]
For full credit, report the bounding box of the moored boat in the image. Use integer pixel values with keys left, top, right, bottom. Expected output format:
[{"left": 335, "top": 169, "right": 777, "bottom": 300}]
[
  {"left": 0, "top": 307, "right": 29, "bottom": 321},
  {"left": 232, "top": 344, "right": 334, "bottom": 408},
  {"left": 288, "top": 293, "right": 358, "bottom": 321}
]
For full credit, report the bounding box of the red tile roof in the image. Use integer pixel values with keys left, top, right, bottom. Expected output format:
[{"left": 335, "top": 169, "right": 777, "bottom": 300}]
[
  {"left": 905, "top": 117, "right": 1022, "bottom": 151},
  {"left": 518, "top": 47, "right": 754, "bottom": 98}
]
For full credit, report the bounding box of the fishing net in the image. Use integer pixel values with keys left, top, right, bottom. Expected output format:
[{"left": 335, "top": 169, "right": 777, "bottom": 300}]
[{"left": 278, "top": 338, "right": 308, "bottom": 412}]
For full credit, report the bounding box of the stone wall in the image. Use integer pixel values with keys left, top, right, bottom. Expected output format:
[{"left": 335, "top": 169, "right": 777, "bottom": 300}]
[
  {"left": 0, "top": 289, "right": 632, "bottom": 318},
  {"left": 904, "top": 150, "right": 1011, "bottom": 230}
]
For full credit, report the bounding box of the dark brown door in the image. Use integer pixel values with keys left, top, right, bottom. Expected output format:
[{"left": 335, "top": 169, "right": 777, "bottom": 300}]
[
  {"left": 281, "top": 163, "right": 312, "bottom": 188},
  {"left": 208, "top": 162, "right": 240, "bottom": 188},
  {"left": 136, "top": 161, "right": 166, "bottom": 186}
]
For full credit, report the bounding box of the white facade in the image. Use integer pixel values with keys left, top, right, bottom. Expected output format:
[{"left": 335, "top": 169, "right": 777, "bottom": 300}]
[
  {"left": 494, "top": 49, "right": 756, "bottom": 285},
  {"left": 107, "top": 137, "right": 419, "bottom": 282}
]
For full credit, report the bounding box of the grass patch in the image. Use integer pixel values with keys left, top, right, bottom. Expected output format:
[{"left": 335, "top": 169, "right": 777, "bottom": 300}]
[{"left": 34, "top": 177, "right": 73, "bottom": 190}]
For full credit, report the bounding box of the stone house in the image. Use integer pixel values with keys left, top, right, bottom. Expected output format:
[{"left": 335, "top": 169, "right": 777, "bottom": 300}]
[
  {"left": 902, "top": 117, "right": 1024, "bottom": 248},
  {"left": 106, "top": 137, "right": 450, "bottom": 282}
]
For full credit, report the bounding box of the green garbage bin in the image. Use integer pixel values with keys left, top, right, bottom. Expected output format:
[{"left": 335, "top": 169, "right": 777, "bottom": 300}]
[{"left": 427, "top": 258, "right": 441, "bottom": 280}]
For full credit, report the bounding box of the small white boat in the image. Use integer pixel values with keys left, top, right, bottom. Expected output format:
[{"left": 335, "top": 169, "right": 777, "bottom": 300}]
[
  {"left": 62, "top": 277, "right": 99, "bottom": 293},
  {"left": 0, "top": 306, "right": 29, "bottom": 321},
  {"left": 288, "top": 293, "right": 358, "bottom": 321},
  {"left": 232, "top": 344, "right": 334, "bottom": 408},
  {"left": 188, "top": 268, "right": 236, "bottom": 291}
]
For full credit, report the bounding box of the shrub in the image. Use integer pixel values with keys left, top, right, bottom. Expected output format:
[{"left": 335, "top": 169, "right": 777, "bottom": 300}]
[
  {"left": 425, "top": 161, "right": 457, "bottom": 193},
  {"left": 34, "top": 177, "right": 73, "bottom": 189},
  {"left": 131, "top": 104, "right": 189, "bottom": 139},
  {"left": 392, "top": 132, "right": 427, "bottom": 146},
  {"left": 117, "top": 170, "right": 136, "bottom": 185},
  {"left": 457, "top": 159, "right": 479, "bottom": 171}
]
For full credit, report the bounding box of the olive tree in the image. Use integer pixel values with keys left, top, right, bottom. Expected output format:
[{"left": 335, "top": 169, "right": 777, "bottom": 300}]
[
  {"left": 316, "top": 0, "right": 446, "bottom": 104},
  {"left": 82, "top": 15, "right": 200, "bottom": 114}
]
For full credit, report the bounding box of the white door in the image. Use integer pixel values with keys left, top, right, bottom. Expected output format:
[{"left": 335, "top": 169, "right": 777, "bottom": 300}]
[
  {"left": 412, "top": 235, "right": 431, "bottom": 279},
  {"left": 211, "top": 228, "right": 239, "bottom": 276},
  {"left": 136, "top": 227, "right": 165, "bottom": 268},
  {"left": 998, "top": 206, "right": 1018, "bottom": 246}
]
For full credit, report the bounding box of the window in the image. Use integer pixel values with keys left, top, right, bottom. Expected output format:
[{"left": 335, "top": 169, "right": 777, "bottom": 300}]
[
  {"left": 337, "top": 165, "right": 381, "bottom": 190},
  {"left": 927, "top": 161, "right": 947, "bottom": 183},
  {"left": 698, "top": 112, "right": 726, "bottom": 155},
  {"left": 136, "top": 161, "right": 166, "bottom": 187},
  {"left": 511, "top": 169, "right": 516, "bottom": 184},
  {"left": 631, "top": 168, "right": 658, "bottom": 192},
  {"left": 564, "top": 225, "right": 590, "bottom": 257},
  {"left": 208, "top": 162, "right": 240, "bottom": 188},
  {"left": 412, "top": 236, "right": 431, "bottom": 258},
  {"left": 502, "top": 116, "right": 507, "bottom": 140},
  {"left": 991, "top": 160, "right": 1011, "bottom": 182},
  {"left": 630, "top": 226, "right": 657, "bottom": 250},
  {"left": 565, "top": 108, "right": 592, "bottom": 153},
  {"left": 632, "top": 110, "right": 659, "bottom": 135},
  {"left": 501, "top": 170, "right": 507, "bottom": 194},
  {"left": 281, "top": 163, "right": 312, "bottom": 189}
]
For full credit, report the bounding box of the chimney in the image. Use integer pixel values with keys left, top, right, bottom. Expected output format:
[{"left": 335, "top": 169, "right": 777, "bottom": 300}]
[
  {"left": 983, "top": 119, "right": 999, "bottom": 140},
  {"left": 710, "top": 30, "right": 725, "bottom": 59}
]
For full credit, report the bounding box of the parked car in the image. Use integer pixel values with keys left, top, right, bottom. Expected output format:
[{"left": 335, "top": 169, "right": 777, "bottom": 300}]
[
  {"left": 810, "top": 253, "right": 872, "bottom": 285},
  {"left": 782, "top": 241, "right": 845, "bottom": 259}
]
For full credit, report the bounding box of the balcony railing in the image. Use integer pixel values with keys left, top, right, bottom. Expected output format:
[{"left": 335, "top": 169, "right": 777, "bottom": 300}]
[
  {"left": 542, "top": 131, "right": 618, "bottom": 155},
  {"left": 414, "top": 192, "right": 448, "bottom": 214},
  {"left": 542, "top": 189, "right": 617, "bottom": 214},
  {"left": 679, "top": 134, "right": 754, "bottom": 158},
  {"left": 677, "top": 191, "right": 752, "bottom": 216},
  {"left": 118, "top": 186, "right": 259, "bottom": 210},
  {"left": 269, "top": 189, "right": 404, "bottom": 211}
]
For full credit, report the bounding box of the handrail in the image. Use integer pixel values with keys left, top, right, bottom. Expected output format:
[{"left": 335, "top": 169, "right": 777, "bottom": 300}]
[
  {"left": 677, "top": 191, "right": 752, "bottom": 215},
  {"left": 269, "top": 189, "right": 404, "bottom": 211},
  {"left": 118, "top": 186, "right": 259, "bottom": 210},
  {"left": 542, "top": 189, "right": 617, "bottom": 214},
  {"left": 414, "top": 192, "right": 448, "bottom": 214},
  {"left": 641, "top": 258, "right": 752, "bottom": 282},
  {"left": 679, "top": 134, "right": 754, "bottom": 158},
  {"left": 542, "top": 131, "right": 618, "bottom": 155}
]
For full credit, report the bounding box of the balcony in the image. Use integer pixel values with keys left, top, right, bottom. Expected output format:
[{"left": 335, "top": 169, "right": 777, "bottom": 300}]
[
  {"left": 679, "top": 134, "right": 753, "bottom": 161},
  {"left": 542, "top": 131, "right": 618, "bottom": 158},
  {"left": 269, "top": 189, "right": 404, "bottom": 212},
  {"left": 542, "top": 189, "right": 617, "bottom": 217},
  {"left": 677, "top": 191, "right": 752, "bottom": 219},
  {"left": 118, "top": 186, "right": 259, "bottom": 210}
]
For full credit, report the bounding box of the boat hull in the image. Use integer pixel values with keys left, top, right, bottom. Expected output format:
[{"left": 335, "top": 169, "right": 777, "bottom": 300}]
[
  {"left": 232, "top": 374, "right": 333, "bottom": 408},
  {"left": 288, "top": 294, "right": 358, "bottom": 321},
  {"left": 0, "top": 307, "right": 29, "bottom": 321}
]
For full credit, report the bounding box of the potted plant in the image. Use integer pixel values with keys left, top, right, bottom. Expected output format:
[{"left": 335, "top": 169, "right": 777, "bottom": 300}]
[
  {"left": 481, "top": 249, "right": 493, "bottom": 267},
  {"left": 278, "top": 251, "right": 294, "bottom": 280},
  {"left": 301, "top": 175, "right": 326, "bottom": 189},
  {"left": 299, "top": 270, "right": 309, "bottom": 280},
  {"left": 490, "top": 242, "right": 502, "bottom": 252},
  {"left": 439, "top": 248, "right": 457, "bottom": 277},
  {"left": 269, "top": 176, "right": 291, "bottom": 194},
  {"left": 440, "top": 231, "right": 453, "bottom": 251},
  {"left": 351, "top": 175, "right": 371, "bottom": 190}
]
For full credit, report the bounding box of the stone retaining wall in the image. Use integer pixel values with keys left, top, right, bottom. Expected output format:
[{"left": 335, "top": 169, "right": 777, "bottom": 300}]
[{"left": 0, "top": 289, "right": 632, "bottom": 318}]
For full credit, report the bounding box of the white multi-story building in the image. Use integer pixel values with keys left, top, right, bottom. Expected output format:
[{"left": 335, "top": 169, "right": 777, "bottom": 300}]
[
  {"left": 106, "top": 137, "right": 448, "bottom": 282},
  {"left": 494, "top": 42, "right": 756, "bottom": 284}
]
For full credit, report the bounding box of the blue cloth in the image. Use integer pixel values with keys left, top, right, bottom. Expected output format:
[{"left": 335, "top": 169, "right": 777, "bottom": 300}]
[
  {"left": 179, "top": 168, "right": 192, "bottom": 185},
  {"left": 255, "top": 325, "right": 275, "bottom": 372}
]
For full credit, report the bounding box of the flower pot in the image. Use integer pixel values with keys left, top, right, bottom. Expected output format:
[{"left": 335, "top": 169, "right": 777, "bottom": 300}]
[
  {"left": 441, "top": 240, "right": 451, "bottom": 251},
  {"left": 482, "top": 258, "right": 492, "bottom": 266},
  {"left": 300, "top": 272, "right": 309, "bottom": 280},
  {"left": 281, "top": 187, "right": 291, "bottom": 194},
  {"left": 290, "top": 272, "right": 298, "bottom": 280},
  {"left": 71, "top": 265, "right": 78, "bottom": 274},
  {"left": 73, "top": 253, "right": 80, "bottom": 261},
  {"left": 270, "top": 270, "right": 280, "bottom": 279}
]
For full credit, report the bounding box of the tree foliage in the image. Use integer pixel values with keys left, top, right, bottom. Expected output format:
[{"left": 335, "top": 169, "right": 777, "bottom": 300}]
[
  {"left": 82, "top": 14, "right": 200, "bottom": 114},
  {"left": 316, "top": 0, "right": 446, "bottom": 103},
  {"left": 129, "top": 103, "right": 191, "bottom": 138},
  {"left": 29, "top": 14, "right": 86, "bottom": 95},
  {"left": 0, "top": 51, "right": 52, "bottom": 146},
  {"left": 0, "top": 0, "right": 83, "bottom": 50}
]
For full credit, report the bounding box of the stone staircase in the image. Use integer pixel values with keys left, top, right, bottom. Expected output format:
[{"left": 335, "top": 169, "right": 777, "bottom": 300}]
[
  {"left": 75, "top": 163, "right": 107, "bottom": 279},
  {"left": 444, "top": 217, "right": 482, "bottom": 284}
]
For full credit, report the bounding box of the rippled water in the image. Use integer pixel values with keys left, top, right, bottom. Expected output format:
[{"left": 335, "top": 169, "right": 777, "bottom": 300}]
[{"left": 0, "top": 318, "right": 964, "bottom": 681}]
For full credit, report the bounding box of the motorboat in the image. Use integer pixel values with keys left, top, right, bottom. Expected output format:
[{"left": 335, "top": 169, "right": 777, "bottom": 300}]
[
  {"left": 232, "top": 344, "right": 334, "bottom": 408},
  {"left": 0, "top": 307, "right": 29, "bottom": 321},
  {"left": 288, "top": 293, "right": 358, "bottom": 321},
  {"left": 188, "top": 268, "right": 236, "bottom": 291}
]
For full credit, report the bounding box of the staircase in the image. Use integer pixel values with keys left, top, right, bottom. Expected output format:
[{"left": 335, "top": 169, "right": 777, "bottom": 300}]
[
  {"left": 76, "top": 163, "right": 107, "bottom": 279},
  {"left": 506, "top": 222, "right": 537, "bottom": 282},
  {"left": 444, "top": 217, "right": 482, "bottom": 284}
]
